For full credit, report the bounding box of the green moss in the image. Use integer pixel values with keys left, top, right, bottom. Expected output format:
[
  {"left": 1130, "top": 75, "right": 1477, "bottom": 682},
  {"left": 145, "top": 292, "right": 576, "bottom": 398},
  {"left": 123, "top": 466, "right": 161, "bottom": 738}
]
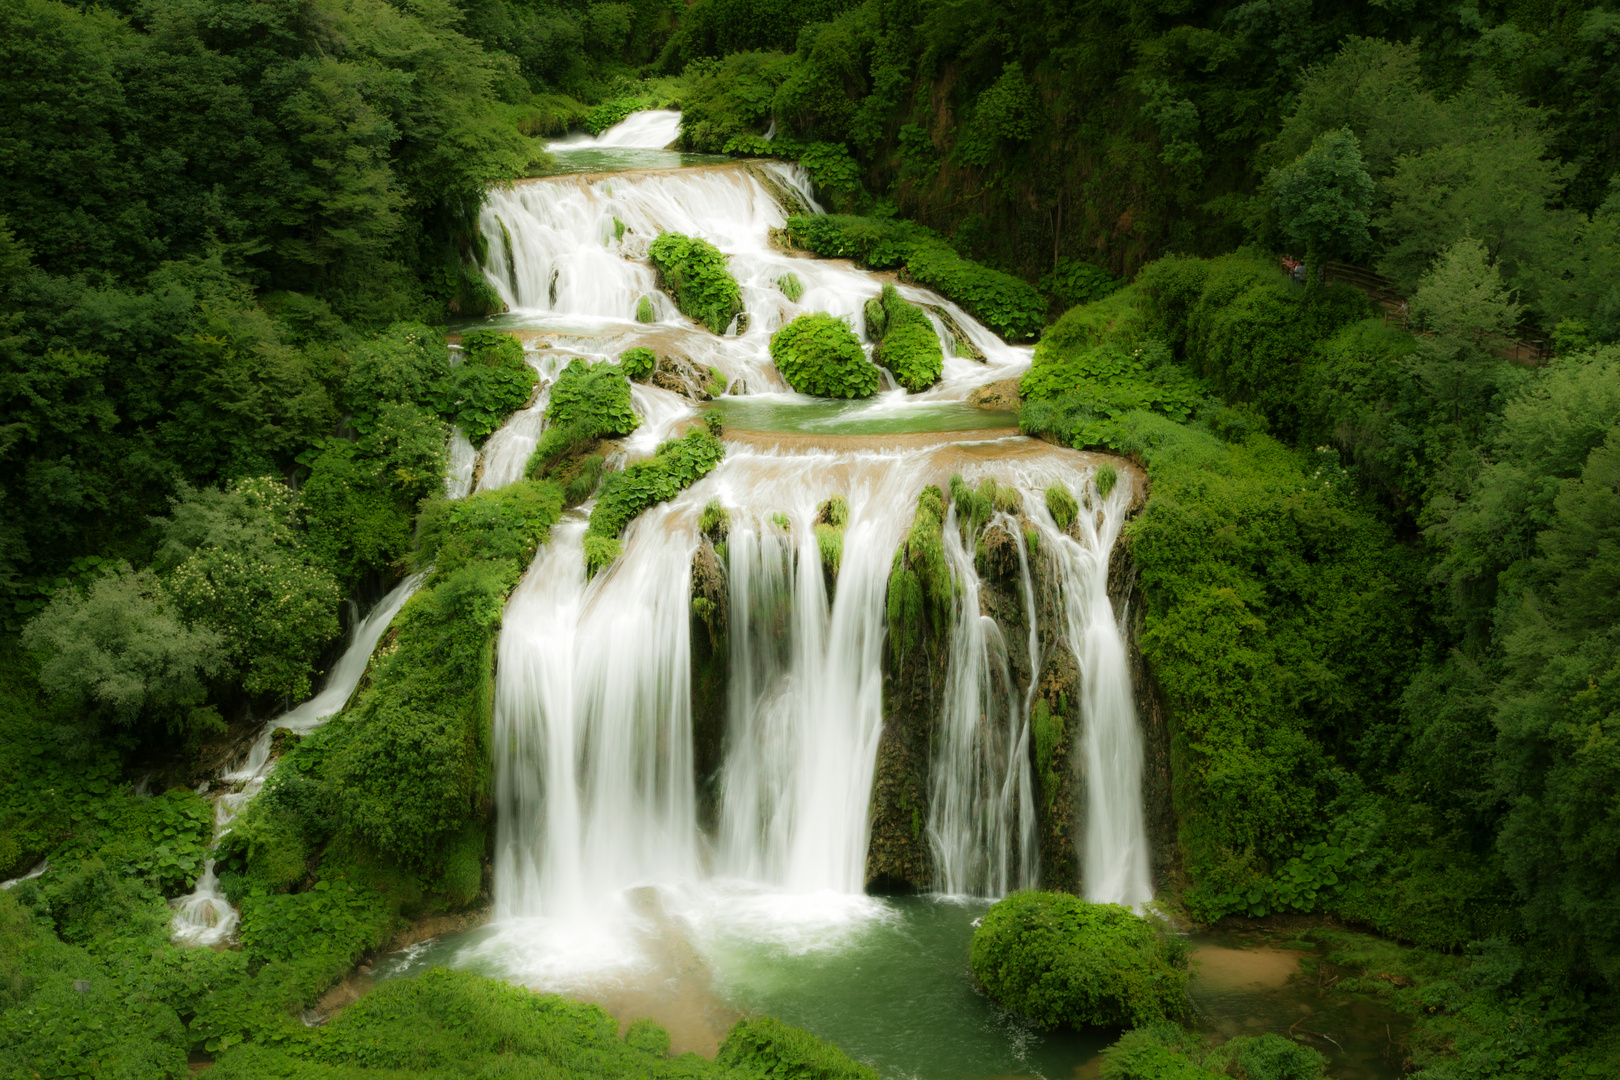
[
  {"left": 970, "top": 891, "right": 1190, "bottom": 1030},
  {"left": 636, "top": 294, "right": 656, "bottom": 322},
  {"left": 1093, "top": 464, "right": 1117, "bottom": 500},
  {"left": 886, "top": 485, "right": 949, "bottom": 660},
  {"left": 815, "top": 524, "right": 844, "bottom": 577},
  {"left": 863, "top": 296, "right": 887, "bottom": 339},
  {"left": 1033, "top": 698, "right": 1067, "bottom": 811},
  {"left": 612, "top": 216, "right": 626, "bottom": 242},
  {"left": 707, "top": 365, "right": 730, "bottom": 397},
  {"left": 870, "top": 284, "right": 943, "bottom": 393},
  {"left": 1098, "top": 1024, "right": 1325, "bottom": 1080},
  {"left": 583, "top": 534, "right": 622, "bottom": 579},
  {"left": 777, "top": 271, "right": 804, "bottom": 302},
  {"left": 618, "top": 347, "right": 657, "bottom": 381},
  {"left": 648, "top": 231, "right": 743, "bottom": 335},
  {"left": 700, "top": 498, "right": 731, "bottom": 541},
  {"left": 770, "top": 312, "right": 880, "bottom": 398},
  {"left": 1046, "top": 485, "right": 1079, "bottom": 529}
]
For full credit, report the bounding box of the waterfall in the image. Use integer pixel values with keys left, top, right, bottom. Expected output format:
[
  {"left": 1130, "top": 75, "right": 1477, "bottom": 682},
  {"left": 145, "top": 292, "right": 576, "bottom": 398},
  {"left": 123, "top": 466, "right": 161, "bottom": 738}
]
[
  {"left": 170, "top": 574, "right": 423, "bottom": 944},
  {"left": 492, "top": 509, "right": 701, "bottom": 921},
  {"left": 1026, "top": 470, "right": 1153, "bottom": 907},
  {"left": 548, "top": 110, "right": 682, "bottom": 151},
  {"left": 927, "top": 505, "right": 1039, "bottom": 897},
  {"left": 713, "top": 453, "right": 915, "bottom": 893}
]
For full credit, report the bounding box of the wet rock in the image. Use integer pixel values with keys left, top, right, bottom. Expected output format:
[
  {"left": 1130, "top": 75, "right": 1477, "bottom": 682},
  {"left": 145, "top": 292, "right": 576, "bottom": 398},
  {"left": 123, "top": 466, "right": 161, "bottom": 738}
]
[
  {"left": 967, "top": 378, "right": 1023, "bottom": 411},
  {"left": 690, "top": 539, "right": 728, "bottom": 831}
]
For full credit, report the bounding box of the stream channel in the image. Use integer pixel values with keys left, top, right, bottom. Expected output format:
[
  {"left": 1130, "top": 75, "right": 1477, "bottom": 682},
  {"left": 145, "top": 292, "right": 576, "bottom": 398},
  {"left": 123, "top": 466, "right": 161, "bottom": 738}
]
[{"left": 316, "top": 112, "right": 1405, "bottom": 1080}]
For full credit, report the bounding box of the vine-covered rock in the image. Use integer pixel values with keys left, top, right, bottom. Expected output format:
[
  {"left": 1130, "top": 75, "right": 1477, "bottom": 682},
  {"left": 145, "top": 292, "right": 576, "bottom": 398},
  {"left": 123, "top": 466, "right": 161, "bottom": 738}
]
[
  {"left": 648, "top": 231, "right": 743, "bottom": 335},
  {"left": 584, "top": 428, "right": 727, "bottom": 575},
  {"left": 970, "top": 891, "right": 1189, "bottom": 1029},
  {"left": 770, "top": 312, "right": 880, "bottom": 398}
]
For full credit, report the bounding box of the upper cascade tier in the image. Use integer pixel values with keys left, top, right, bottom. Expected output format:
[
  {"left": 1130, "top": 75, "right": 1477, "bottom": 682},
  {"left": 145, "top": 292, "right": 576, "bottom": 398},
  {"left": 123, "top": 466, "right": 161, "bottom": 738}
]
[{"left": 475, "top": 157, "right": 1032, "bottom": 410}]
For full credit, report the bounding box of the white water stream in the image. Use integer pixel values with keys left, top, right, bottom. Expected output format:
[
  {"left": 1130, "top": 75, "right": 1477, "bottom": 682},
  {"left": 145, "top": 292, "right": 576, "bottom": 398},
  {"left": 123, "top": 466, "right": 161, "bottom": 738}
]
[{"left": 168, "top": 575, "right": 423, "bottom": 944}]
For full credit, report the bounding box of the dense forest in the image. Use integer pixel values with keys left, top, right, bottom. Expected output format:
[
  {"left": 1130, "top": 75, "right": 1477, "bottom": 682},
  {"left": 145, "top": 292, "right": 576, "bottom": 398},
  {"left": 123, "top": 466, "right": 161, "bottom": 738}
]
[{"left": 2, "top": 0, "right": 1619, "bottom": 1076}]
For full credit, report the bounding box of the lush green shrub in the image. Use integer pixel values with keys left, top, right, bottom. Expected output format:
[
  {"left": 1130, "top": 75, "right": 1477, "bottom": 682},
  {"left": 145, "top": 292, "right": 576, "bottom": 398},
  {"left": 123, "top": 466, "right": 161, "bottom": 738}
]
[
  {"left": 636, "top": 294, "right": 656, "bottom": 322},
  {"left": 1099, "top": 1024, "right": 1326, "bottom": 1080},
  {"left": 1042, "top": 258, "right": 1123, "bottom": 310},
  {"left": 588, "top": 429, "right": 727, "bottom": 542},
  {"left": 770, "top": 312, "right": 880, "bottom": 398},
  {"left": 414, "top": 481, "right": 565, "bottom": 581},
  {"left": 545, "top": 358, "right": 639, "bottom": 436},
  {"left": 785, "top": 215, "right": 1044, "bottom": 341},
  {"left": 451, "top": 332, "right": 536, "bottom": 446},
  {"left": 718, "top": 1016, "right": 880, "bottom": 1080},
  {"left": 1017, "top": 290, "right": 1204, "bottom": 452},
  {"left": 778, "top": 272, "right": 804, "bottom": 302},
  {"left": 342, "top": 323, "right": 452, "bottom": 427},
  {"left": 619, "top": 346, "right": 657, "bottom": 381},
  {"left": 870, "top": 284, "right": 942, "bottom": 392},
  {"left": 969, "top": 891, "right": 1189, "bottom": 1029},
  {"left": 648, "top": 231, "right": 742, "bottom": 335},
  {"left": 156, "top": 477, "right": 342, "bottom": 701}
]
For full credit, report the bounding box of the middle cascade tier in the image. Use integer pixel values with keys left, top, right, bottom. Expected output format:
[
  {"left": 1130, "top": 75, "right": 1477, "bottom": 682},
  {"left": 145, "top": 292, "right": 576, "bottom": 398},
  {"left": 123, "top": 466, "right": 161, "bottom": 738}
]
[{"left": 491, "top": 432, "right": 1154, "bottom": 924}]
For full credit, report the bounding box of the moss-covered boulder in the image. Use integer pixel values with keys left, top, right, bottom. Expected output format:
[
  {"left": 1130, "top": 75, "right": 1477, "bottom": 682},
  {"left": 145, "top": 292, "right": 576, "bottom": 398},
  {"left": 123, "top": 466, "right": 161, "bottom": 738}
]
[
  {"left": 970, "top": 891, "right": 1189, "bottom": 1029},
  {"left": 648, "top": 231, "right": 743, "bottom": 335},
  {"left": 453, "top": 330, "right": 537, "bottom": 446},
  {"left": 618, "top": 346, "right": 657, "bottom": 381},
  {"left": 771, "top": 312, "right": 881, "bottom": 398},
  {"left": 869, "top": 284, "right": 943, "bottom": 393}
]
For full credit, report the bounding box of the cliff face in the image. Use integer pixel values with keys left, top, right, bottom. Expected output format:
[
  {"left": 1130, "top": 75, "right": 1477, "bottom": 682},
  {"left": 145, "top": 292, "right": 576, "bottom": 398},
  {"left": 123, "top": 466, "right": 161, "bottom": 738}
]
[{"left": 690, "top": 538, "right": 729, "bottom": 833}]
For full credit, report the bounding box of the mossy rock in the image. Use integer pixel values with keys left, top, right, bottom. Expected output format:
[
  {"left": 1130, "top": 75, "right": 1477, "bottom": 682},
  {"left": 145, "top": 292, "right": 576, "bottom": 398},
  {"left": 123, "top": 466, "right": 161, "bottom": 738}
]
[
  {"left": 870, "top": 284, "right": 943, "bottom": 393},
  {"left": 648, "top": 231, "right": 743, "bottom": 335},
  {"left": 770, "top": 312, "right": 880, "bottom": 399},
  {"left": 970, "top": 891, "right": 1189, "bottom": 1029},
  {"left": 619, "top": 347, "right": 657, "bottom": 381}
]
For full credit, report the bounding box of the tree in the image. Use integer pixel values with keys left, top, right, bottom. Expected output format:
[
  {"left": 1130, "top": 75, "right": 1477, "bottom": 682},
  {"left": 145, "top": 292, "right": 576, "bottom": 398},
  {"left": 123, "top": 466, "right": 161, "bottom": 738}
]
[
  {"left": 1410, "top": 237, "right": 1523, "bottom": 345},
  {"left": 21, "top": 564, "right": 225, "bottom": 733},
  {"left": 1269, "top": 127, "right": 1374, "bottom": 274}
]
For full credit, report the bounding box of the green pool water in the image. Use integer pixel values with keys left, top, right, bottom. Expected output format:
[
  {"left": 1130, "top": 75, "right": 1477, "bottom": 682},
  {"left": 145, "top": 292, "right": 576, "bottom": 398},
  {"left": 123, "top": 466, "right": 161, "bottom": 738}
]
[
  {"left": 538, "top": 148, "right": 732, "bottom": 175},
  {"left": 708, "top": 397, "right": 1021, "bottom": 436}
]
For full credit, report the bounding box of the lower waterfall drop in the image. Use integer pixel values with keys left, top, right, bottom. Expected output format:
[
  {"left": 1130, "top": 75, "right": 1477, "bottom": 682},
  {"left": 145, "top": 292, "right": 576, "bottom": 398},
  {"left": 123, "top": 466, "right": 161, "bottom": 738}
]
[{"left": 1028, "top": 468, "right": 1154, "bottom": 908}]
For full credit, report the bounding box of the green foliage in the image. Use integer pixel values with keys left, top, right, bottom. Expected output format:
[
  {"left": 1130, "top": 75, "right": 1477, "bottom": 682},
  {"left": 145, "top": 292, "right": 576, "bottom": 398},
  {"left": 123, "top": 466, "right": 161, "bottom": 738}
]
[
  {"left": 786, "top": 215, "right": 1044, "bottom": 341},
  {"left": 870, "top": 284, "right": 943, "bottom": 393},
  {"left": 718, "top": 1016, "right": 880, "bottom": 1080},
  {"left": 22, "top": 564, "right": 225, "bottom": 734},
  {"left": 770, "top": 312, "right": 880, "bottom": 398},
  {"left": 1410, "top": 236, "right": 1522, "bottom": 344},
  {"left": 970, "top": 891, "right": 1190, "bottom": 1029},
  {"left": 701, "top": 498, "right": 731, "bottom": 541},
  {"left": 619, "top": 346, "right": 658, "bottom": 381},
  {"left": 342, "top": 323, "right": 452, "bottom": 427},
  {"left": 1045, "top": 485, "right": 1079, "bottom": 530},
  {"left": 452, "top": 332, "right": 537, "bottom": 446},
  {"left": 156, "top": 478, "right": 342, "bottom": 702},
  {"left": 648, "top": 231, "right": 743, "bottom": 335},
  {"left": 1042, "top": 259, "right": 1124, "bottom": 311},
  {"left": 886, "top": 486, "right": 949, "bottom": 660},
  {"left": 636, "top": 294, "right": 656, "bottom": 322},
  {"left": 1267, "top": 127, "right": 1375, "bottom": 265},
  {"left": 1100, "top": 1024, "right": 1326, "bottom": 1080},
  {"left": 545, "top": 357, "right": 640, "bottom": 437},
  {"left": 414, "top": 481, "right": 565, "bottom": 582},
  {"left": 587, "top": 429, "right": 727, "bottom": 545},
  {"left": 777, "top": 272, "right": 805, "bottom": 302},
  {"left": 1032, "top": 698, "right": 1067, "bottom": 811}
]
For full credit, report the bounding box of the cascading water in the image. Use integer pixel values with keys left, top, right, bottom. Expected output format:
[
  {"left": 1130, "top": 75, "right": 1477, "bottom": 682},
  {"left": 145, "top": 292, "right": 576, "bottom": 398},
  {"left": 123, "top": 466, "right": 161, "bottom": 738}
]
[
  {"left": 927, "top": 505, "right": 1039, "bottom": 898},
  {"left": 456, "top": 126, "right": 1154, "bottom": 1043},
  {"left": 170, "top": 574, "right": 423, "bottom": 943},
  {"left": 1026, "top": 470, "right": 1154, "bottom": 907}
]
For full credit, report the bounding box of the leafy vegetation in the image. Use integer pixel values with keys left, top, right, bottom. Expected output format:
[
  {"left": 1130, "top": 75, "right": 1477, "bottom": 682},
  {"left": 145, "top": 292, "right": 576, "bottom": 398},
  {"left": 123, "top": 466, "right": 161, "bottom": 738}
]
[
  {"left": 868, "top": 284, "right": 942, "bottom": 392},
  {"left": 584, "top": 428, "right": 727, "bottom": 575},
  {"left": 970, "top": 891, "right": 1190, "bottom": 1029},
  {"left": 451, "top": 331, "right": 538, "bottom": 446},
  {"left": 770, "top": 312, "right": 880, "bottom": 398},
  {"left": 785, "top": 215, "right": 1044, "bottom": 341},
  {"left": 648, "top": 231, "right": 743, "bottom": 335},
  {"left": 619, "top": 346, "right": 658, "bottom": 381}
]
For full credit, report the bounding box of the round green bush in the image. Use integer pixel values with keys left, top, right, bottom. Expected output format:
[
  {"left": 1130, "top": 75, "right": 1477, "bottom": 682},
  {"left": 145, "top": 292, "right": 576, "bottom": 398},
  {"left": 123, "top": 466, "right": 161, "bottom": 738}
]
[
  {"left": 647, "top": 231, "right": 742, "bottom": 335},
  {"left": 769, "top": 312, "right": 880, "bottom": 398},
  {"left": 969, "top": 891, "right": 1189, "bottom": 1029},
  {"left": 871, "top": 284, "right": 943, "bottom": 392},
  {"left": 618, "top": 346, "right": 657, "bottom": 381}
]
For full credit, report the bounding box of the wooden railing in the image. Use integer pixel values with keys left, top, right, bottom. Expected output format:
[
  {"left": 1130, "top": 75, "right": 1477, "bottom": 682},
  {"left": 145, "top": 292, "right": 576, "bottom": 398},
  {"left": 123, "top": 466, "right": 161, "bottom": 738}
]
[{"left": 1282, "top": 257, "right": 1552, "bottom": 364}]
